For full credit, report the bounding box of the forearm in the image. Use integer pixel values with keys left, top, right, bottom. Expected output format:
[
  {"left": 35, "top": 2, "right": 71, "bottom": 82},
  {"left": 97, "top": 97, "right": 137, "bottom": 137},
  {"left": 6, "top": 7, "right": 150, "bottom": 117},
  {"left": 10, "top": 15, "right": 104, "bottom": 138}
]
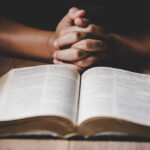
[
  {"left": 0, "top": 17, "right": 56, "bottom": 62},
  {"left": 107, "top": 32, "right": 150, "bottom": 63}
]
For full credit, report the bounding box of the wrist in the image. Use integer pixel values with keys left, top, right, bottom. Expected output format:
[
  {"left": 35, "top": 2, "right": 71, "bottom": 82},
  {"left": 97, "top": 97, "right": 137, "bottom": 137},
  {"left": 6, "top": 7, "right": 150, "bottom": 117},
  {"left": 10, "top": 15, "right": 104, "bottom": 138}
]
[{"left": 46, "top": 31, "right": 58, "bottom": 62}]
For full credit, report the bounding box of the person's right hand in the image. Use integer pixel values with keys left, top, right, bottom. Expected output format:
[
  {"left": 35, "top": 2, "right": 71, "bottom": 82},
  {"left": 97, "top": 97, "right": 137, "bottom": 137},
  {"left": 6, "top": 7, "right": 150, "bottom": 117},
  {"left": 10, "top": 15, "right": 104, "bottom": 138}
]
[{"left": 53, "top": 24, "right": 108, "bottom": 72}]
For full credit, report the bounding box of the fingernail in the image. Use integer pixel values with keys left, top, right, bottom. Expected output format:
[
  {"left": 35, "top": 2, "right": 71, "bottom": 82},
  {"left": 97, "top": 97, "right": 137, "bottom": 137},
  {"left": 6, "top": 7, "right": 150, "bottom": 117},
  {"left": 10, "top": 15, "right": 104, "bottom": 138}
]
[{"left": 54, "top": 41, "right": 57, "bottom": 48}]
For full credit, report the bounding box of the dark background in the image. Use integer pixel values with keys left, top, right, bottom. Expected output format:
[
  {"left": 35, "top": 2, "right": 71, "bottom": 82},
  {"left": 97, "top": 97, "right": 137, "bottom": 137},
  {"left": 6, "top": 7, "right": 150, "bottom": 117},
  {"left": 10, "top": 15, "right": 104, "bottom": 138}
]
[{"left": 0, "top": 0, "right": 150, "bottom": 34}]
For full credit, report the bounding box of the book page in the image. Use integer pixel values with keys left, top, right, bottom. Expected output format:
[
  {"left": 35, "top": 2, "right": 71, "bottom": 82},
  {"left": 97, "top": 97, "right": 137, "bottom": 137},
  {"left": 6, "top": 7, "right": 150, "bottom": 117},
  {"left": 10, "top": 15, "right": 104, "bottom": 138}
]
[
  {"left": 78, "top": 67, "right": 150, "bottom": 126},
  {"left": 0, "top": 73, "right": 8, "bottom": 97},
  {"left": 39, "top": 65, "right": 80, "bottom": 123},
  {"left": 78, "top": 67, "right": 115, "bottom": 124},
  {"left": 0, "top": 65, "right": 80, "bottom": 123}
]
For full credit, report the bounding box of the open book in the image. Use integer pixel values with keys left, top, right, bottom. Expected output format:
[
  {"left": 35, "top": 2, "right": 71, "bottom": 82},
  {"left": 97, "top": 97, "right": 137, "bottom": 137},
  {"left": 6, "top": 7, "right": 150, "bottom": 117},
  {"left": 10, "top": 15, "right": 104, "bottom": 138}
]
[{"left": 0, "top": 65, "right": 150, "bottom": 138}]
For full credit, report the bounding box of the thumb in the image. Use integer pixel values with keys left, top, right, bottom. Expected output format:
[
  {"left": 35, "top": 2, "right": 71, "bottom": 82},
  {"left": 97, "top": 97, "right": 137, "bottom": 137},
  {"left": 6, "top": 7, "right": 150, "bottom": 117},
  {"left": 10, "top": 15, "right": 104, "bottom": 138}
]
[{"left": 61, "top": 7, "right": 86, "bottom": 27}]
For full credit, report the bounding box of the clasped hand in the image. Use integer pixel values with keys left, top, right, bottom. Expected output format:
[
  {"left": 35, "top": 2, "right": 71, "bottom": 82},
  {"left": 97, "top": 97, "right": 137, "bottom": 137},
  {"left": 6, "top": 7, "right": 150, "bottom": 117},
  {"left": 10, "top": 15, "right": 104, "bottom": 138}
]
[{"left": 53, "top": 8, "right": 108, "bottom": 72}]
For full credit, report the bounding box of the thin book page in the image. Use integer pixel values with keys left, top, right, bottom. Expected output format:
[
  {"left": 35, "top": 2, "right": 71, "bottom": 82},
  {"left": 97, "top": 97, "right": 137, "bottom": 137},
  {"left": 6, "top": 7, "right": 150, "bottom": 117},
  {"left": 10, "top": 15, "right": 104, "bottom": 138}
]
[
  {"left": 78, "top": 67, "right": 150, "bottom": 126},
  {"left": 0, "top": 73, "right": 8, "bottom": 97},
  {"left": 0, "top": 65, "right": 80, "bottom": 123},
  {"left": 78, "top": 67, "right": 115, "bottom": 124},
  {"left": 40, "top": 65, "right": 80, "bottom": 123},
  {"left": 113, "top": 68, "right": 150, "bottom": 126}
]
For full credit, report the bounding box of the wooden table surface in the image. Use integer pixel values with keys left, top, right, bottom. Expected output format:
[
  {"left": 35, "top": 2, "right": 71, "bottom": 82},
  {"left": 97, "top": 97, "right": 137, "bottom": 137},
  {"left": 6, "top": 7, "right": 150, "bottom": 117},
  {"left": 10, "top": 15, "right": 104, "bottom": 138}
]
[{"left": 0, "top": 55, "right": 150, "bottom": 150}]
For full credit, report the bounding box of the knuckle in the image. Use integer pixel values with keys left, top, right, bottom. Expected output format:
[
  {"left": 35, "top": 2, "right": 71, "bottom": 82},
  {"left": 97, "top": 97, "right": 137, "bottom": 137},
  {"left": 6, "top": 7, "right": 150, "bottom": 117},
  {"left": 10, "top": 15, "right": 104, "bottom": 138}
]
[
  {"left": 69, "top": 7, "right": 77, "bottom": 13},
  {"left": 72, "top": 49, "right": 80, "bottom": 60},
  {"left": 69, "top": 7, "right": 74, "bottom": 13},
  {"left": 96, "top": 40, "right": 103, "bottom": 48},
  {"left": 55, "top": 40, "right": 60, "bottom": 47},
  {"left": 78, "top": 57, "right": 96, "bottom": 67},
  {"left": 77, "top": 61, "right": 85, "bottom": 67},
  {"left": 73, "top": 32, "right": 81, "bottom": 41},
  {"left": 78, "top": 67, "right": 84, "bottom": 73},
  {"left": 75, "top": 50, "right": 80, "bottom": 59},
  {"left": 90, "top": 56, "right": 99, "bottom": 64},
  {"left": 89, "top": 56, "right": 96, "bottom": 62},
  {"left": 87, "top": 24, "right": 95, "bottom": 33},
  {"left": 77, "top": 59, "right": 90, "bottom": 68},
  {"left": 75, "top": 66, "right": 81, "bottom": 71},
  {"left": 83, "top": 40, "right": 88, "bottom": 48},
  {"left": 55, "top": 51, "right": 61, "bottom": 59},
  {"left": 76, "top": 49, "right": 84, "bottom": 58},
  {"left": 83, "top": 39, "right": 90, "bottom": 48},
  {"left": 60, "top": 30, "right": 65, "bottom": 36}
]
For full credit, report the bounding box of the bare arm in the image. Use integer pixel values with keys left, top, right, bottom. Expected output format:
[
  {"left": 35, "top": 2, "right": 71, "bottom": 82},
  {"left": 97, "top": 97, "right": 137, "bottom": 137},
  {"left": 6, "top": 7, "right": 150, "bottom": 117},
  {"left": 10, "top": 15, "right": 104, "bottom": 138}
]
[
  {"left": 0, "top": 7, "right": 87, "bottom": 62},
  {"left": 107, "top": 31, "right": 150, "bottom": 64},
  {"left": 0, "top": 16, "right": 56, "bottom": 62}
]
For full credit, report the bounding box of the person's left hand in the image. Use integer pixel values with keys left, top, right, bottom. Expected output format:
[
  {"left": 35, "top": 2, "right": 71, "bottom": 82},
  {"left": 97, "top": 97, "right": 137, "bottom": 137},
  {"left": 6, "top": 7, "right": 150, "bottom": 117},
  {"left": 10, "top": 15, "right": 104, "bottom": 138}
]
[
  {"left": 53, "top": 24, "right": 108, "bottom": 72},
  {"left": 55, "top": 7, "right": 89, "bottom": 38}
]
